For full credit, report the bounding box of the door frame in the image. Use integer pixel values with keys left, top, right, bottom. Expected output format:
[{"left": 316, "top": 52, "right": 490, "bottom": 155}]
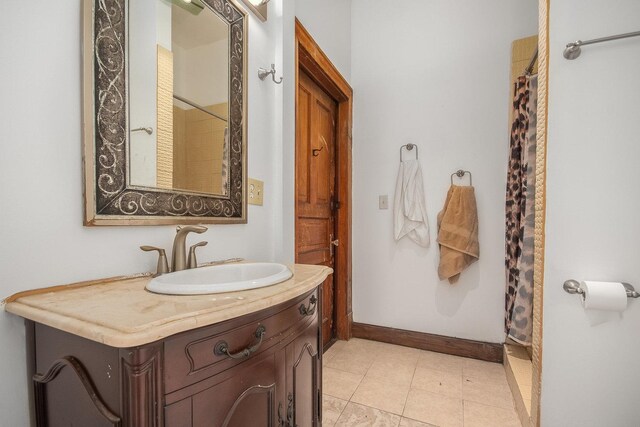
[
  {"left": 530, "top": 1, "right": 549, "bottom": 426},
  {"left": 295, "top": 19, "right": 353, "bottom": 341}
]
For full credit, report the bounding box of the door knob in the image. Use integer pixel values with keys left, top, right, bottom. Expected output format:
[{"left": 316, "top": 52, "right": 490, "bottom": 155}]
[{"left": 329, "top": 234, "right": 339, "bottom": 257}]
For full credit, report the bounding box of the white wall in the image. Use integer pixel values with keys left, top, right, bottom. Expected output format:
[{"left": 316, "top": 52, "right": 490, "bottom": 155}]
[
  {"left": 129, "top": 0, "right": 169, "bottom": 186},
  {"left": 294, "top": 0, "right": 352, "bottom": 81},
  {"left": 351, "top": 0, "right": 538, "bottom": 343},
  {"left": 0, "top": 1, "right": 281, "bottom": 424},
  {"left": 541, "top": 1, "right": 640, "bottom": 425}
]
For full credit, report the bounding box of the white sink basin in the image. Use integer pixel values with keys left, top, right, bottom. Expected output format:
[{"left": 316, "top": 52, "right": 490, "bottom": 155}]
[{"left": 146, "top": 263, "right": 293, "bottom": 295}]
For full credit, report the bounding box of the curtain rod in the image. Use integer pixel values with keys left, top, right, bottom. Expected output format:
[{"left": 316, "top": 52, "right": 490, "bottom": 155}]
[
  {"left": 173, "top": 95, "right": 228, "bottom": 123},
  {"left": 524, "top": 46, "right": 539, "bottom": 75},
  {"left": 564, "top": 30, "right": 640, "bottom": 60}
]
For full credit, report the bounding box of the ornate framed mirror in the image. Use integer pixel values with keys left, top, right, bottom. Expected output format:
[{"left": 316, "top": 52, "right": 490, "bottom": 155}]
[{"left": 82, "top": 0, "right": 247, "bottom": 225}]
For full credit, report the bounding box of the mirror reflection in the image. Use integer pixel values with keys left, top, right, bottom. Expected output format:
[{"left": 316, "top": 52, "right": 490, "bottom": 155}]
[{"left": 129, "top": 0, "right": 229, "bottom": 196}]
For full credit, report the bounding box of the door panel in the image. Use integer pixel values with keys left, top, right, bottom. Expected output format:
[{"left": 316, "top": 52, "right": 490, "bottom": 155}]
[
  {"left": 297, "top": 219, "right": 332, "bottom": 265},
  {"left": 296, "top": 70, "right": 337, "bottom": 348},
  {"left": 191, "top": 354, "right": 277, "bottom": 427},
  {"left": 287, "top": 320, "right": 319, "bottom": 427},
  {"left": 314, "top": 104, "right": 333, "bottom": 204},
  {"left": 297, "top": 85, "right": 311, "bottom": 204}
]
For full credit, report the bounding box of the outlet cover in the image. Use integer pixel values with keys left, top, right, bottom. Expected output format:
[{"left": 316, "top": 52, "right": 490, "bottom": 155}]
[
  {"left": 248, "top": 178, "right": 264, "bottom": 206},
  {"left": 379, "top": 195, "right": 389, "bottom": 209}
]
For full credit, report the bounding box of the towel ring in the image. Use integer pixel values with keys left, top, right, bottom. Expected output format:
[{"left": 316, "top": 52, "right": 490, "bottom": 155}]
[
  {"left": 451, "top": 169, "right": 472, "bottom": 186},
  {"left": 400, "top": 143, "right": 418, "bottom": 161}
]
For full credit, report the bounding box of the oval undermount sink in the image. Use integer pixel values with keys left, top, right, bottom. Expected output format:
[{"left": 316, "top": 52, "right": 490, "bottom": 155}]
[{"left": 146, "top": 262, "right": 293, "bottom": 295}]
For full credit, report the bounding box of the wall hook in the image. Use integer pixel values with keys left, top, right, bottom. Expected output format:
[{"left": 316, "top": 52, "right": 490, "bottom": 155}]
[
  {"left": 312, "top": 136, "right": 329, "bottom": 157},
  {"left": 258, "top": 64, "right": 283, "bottom": 84}
]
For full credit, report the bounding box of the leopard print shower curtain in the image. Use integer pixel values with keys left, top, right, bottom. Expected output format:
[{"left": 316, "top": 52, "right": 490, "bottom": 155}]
[{"left": 505, "top": 75, "right": 537, "bottom": 345}]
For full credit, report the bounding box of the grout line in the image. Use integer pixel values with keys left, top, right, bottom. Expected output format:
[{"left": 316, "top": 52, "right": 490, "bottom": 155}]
[
  {"left": 333, "top": 397, "right": 348, "bottom": 425},
  {"left": 343, "top": 400, "right": 405, "bottom": 423},
  {"left": 462, "top": 399, "right": 466, "bottom": 427},
  {"left": 400, "top": 360, "right": 418, "bottom": 417},
  {"left": 345, "top": 367, "right": 366, "bottom": 402},
  {"left": 325, "top": 364, "right": 370, "bottom": 377}
]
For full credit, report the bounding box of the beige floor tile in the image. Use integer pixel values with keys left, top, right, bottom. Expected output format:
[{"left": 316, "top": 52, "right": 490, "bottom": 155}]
[
  {"left": 323, "top": 395, "right": 348, "bottom": 427},
  {"left": 323, "top": 367, "right": 364, "bottom": 401},
  {"left": 324, "top": 340, "right": 348, "bottom": 363},
  {"left": 335, "top": 402, "right": 401, "bottom": 427},
  {"left": 351, "top": 377, "right": 410, "bottom": 415},
  {"left": 403, "top": 388, "right": 463, "bottom": 427},
  {"left": 462, "top": 358, "right": 508, "bottom": 384},
  {"left": 323, "top": 356, "right": 333, "bottom": 368},
  {"left": 366, "top": 358, "right": 417, "bottom": 387},
  {"left": 462, "top": 376, "right": 514, "bottom": 409},
  {"left": 323, "top": 340, "right": 520, "bottom": 427},
  {"left": 417, "top": 351, "right": 465, "bottom": 375},
  {"left": 345, "top": 338, "right": 384, "bottom": 352},
  {"left": 463, "top": 401, "right": 521, "bottom": 427},
  {"left": 411, "top": 366, "right": 462, "bottom": 398},
  {"left": 330, "top": 339, "right": 350, "bottom": 352},
  {"left": 326, "top": 346, "right": 377, "bottom": 375},
  {"left": 379, "top": 344, "right": 422, "bottom": 365},
  {"left": 399, "top": 417, "right": 438, "bottom": 427}
]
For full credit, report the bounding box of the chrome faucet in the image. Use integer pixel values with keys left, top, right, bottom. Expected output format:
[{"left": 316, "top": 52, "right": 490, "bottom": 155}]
[{"left": 171, "top": 225, "right": 208, "bottom": 272}]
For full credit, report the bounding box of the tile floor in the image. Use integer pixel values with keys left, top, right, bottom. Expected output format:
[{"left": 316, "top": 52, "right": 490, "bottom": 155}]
[{"left": 322, "top": 338, "right": 520, "bottom": 427}]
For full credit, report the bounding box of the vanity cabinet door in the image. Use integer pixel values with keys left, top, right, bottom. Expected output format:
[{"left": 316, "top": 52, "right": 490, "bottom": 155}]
[
  {"left": 287, "top": 319, "right": 321, "bottom": 427},
  {"left": 189, "top": 351, "right": 280, "bottom": 427}
]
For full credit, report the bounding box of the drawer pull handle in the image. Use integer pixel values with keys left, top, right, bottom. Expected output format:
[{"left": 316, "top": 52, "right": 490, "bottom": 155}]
[
  {"left": 214, "top": 325, "right": 266, "bottom": 359},
  {"left": 299, "top": 295, "right": 317, "bottom": 317},
  {"left": 278, "top": 393, "right": 295, "bottom": 427}
]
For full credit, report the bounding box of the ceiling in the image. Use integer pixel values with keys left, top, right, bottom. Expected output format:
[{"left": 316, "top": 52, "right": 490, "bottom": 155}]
[{"left": 172, "top": 2, "right": 228, "bottom": 50}]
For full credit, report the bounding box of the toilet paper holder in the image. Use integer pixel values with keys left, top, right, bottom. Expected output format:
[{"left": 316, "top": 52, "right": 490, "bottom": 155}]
[{"left": 563, "top": 280, "right": 640, "bottom": 298}]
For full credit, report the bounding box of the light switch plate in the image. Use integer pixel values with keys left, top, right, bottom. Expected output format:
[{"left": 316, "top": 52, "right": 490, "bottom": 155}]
[
  {"left": 379, "top": 195, "right": 389, "bottom": 210},
  {"left": 248, "top": 178, "right": 264, "bottom": 206}
]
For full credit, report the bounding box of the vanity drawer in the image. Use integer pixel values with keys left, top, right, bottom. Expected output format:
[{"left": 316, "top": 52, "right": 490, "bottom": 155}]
[{"left": 164, "top": 289, "right": 318, "bottom": 394}]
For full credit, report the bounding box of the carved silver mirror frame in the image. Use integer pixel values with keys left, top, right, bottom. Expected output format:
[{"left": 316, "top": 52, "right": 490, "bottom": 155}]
[{"left": 82, "top": 0, "right": 247, "bottom": 226}]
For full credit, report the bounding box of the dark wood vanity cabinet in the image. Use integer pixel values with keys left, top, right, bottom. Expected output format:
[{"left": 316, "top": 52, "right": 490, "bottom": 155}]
[{"left": 29, "top": 288, "right": 322, "bottom": 427}]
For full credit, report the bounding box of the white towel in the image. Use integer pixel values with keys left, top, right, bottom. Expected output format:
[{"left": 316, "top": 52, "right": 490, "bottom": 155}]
[{"left": 394, "top": 159, "right": 430, "bottom": 247}]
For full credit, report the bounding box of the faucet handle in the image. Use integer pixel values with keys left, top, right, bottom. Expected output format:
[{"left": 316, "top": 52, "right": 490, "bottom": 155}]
[
  {"left": 140, "top": 246, "right": 170, "bottom": 276},
  {"left": 187, "top": 241, "right": 208, "bottom": 269}
]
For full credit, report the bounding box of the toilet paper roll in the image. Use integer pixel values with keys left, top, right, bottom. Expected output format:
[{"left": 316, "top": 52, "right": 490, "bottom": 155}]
[{"left": 580, "top": 281, "right": 628, "bottom": 312}]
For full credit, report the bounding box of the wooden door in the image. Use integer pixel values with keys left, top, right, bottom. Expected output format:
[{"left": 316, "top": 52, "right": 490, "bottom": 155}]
[{"left": 296, "top": 70, "right": 337, "bottom": 348}]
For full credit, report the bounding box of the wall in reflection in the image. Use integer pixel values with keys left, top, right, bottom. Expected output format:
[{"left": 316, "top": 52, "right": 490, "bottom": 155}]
[
  {"left": 173, "top": 102, "right": 228, "bottom": 194},
  {"left": 129, "top": 0, "right": 230, "bottom": 196}
]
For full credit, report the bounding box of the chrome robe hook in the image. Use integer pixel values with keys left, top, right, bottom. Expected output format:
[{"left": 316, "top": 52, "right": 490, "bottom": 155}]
[{"left": 258, "top": 64, "right": 283, "bottom": 84}]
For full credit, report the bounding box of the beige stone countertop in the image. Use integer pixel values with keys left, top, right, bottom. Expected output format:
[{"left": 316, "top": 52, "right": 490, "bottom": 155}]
[{"left": 3, "top": 263, "right": 331, "bottom": 348}]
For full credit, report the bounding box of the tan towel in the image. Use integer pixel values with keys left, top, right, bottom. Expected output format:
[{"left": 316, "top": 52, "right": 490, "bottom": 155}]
[{"left": 437, "top": 185, "right": 479, "bottom": 284}]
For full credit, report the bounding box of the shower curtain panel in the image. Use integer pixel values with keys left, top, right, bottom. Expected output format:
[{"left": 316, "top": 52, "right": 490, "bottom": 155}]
[{"left": 505, "top": 75, "right": 538, "bottom": 345}]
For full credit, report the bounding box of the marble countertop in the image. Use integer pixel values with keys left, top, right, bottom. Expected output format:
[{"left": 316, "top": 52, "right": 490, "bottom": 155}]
[{"left": 4, "top": 264, "right": 331, "bottom": 348}]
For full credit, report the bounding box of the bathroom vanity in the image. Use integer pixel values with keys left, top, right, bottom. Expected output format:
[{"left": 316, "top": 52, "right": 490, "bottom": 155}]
[{"left": 5, "top": 264, "right": 331, "bottom": 427}]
